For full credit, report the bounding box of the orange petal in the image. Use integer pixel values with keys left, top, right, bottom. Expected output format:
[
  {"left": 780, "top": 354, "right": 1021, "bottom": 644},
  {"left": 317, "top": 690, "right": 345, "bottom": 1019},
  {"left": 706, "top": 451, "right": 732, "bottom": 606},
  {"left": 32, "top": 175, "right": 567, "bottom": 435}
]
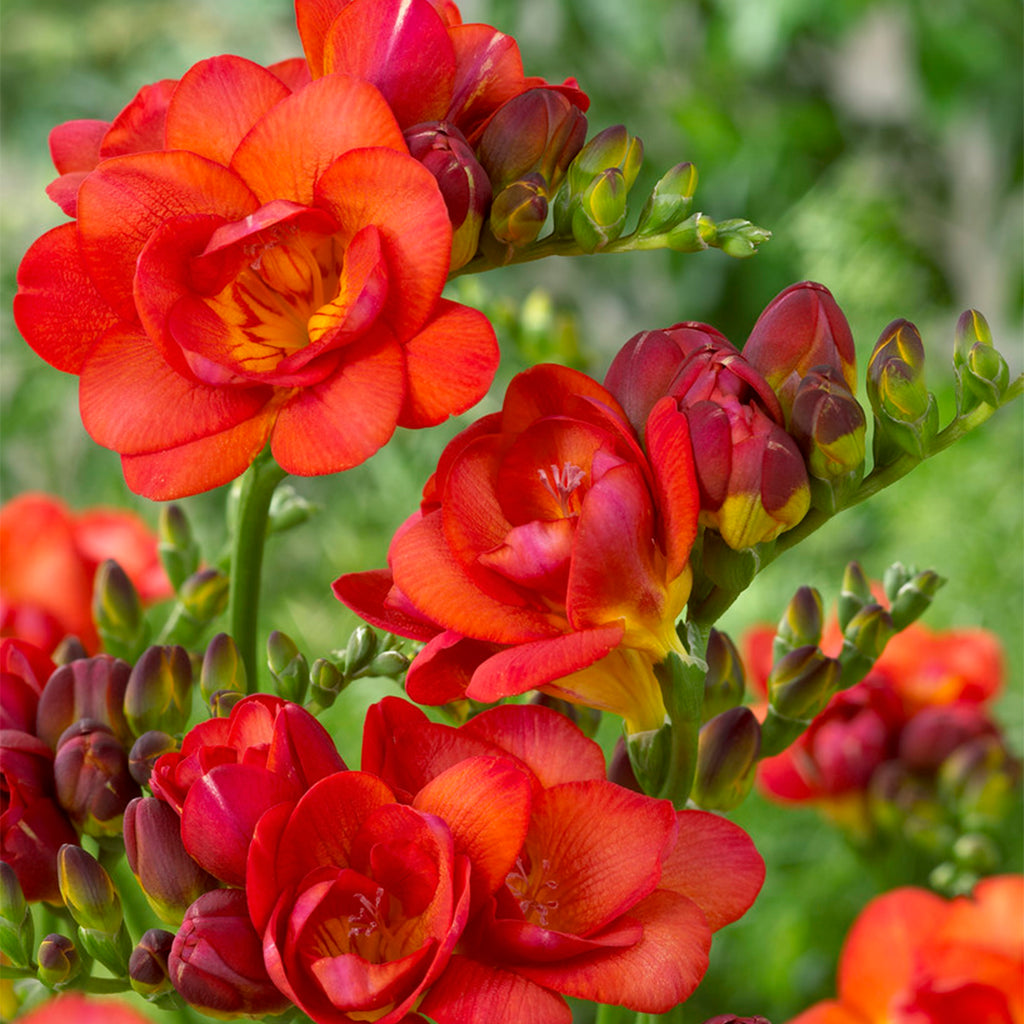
[
  {"left": 231, "top": 75, "right": 406, "bottom": 206},
  {"left": 294, "top": 0, "right": 349, "bottom": 78}
]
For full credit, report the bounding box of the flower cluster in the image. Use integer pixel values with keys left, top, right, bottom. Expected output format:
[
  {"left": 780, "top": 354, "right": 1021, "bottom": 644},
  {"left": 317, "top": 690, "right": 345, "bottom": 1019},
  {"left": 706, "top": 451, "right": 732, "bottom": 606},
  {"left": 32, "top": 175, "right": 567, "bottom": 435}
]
[{"left": 117, "top": 693, "right": 765, "bottom": 1022}]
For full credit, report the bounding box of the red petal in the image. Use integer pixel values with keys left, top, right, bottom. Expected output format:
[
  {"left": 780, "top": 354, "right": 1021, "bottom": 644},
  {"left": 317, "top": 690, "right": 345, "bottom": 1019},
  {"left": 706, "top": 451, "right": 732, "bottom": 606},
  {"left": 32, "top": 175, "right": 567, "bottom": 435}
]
[
  {"left": 321, "top": 0, "right": 456, "bottom": 127},
  {"left": 404, "top": 632, "right": 503, "bottom": 706},
  {"left": 786, "top": 1003, "right": 866, "bottom": 1024},
  {"left": 331, "top": 567, "right": 441, "bottom": 642},
  {"left": 231, "top": 75, "right": 406, "bottom": 206},
  {"left": 268, "top": 58, "right": 312, "bottom": 91},
  {"left": 270, "top": 328, "right": 404, "bottom": 475},
  {"left": 446, "top": 25, "right": 524, "bottom": 136},
  {"left": 49, "top": 119, "right": 108, "bottom": 173},
  {"left": 76, "top": 151, "right": 257, "bottom": 321},
  {"left": 99, "top": 79, "right": 177, "bottom": 158},
  {"left": 398, "top": 299, "right": 498, "bottom": 428},
  {"left": 45, "top": 171, "right": 90, "bottom": 217},
  {"left": 165, "top": 55, "right": 292, "bottom": 166},
  {"left": 13, "top": 224, "right": 117, "bottom": 373},
  {"left": 656, "top": 809, "right": 765, "bottom": 931},
  {"left": 314, "top": 146, "right": 451, "bottom": 339},
  {"left": 267, "top": 702, "right": 347, "bottom": 785}
]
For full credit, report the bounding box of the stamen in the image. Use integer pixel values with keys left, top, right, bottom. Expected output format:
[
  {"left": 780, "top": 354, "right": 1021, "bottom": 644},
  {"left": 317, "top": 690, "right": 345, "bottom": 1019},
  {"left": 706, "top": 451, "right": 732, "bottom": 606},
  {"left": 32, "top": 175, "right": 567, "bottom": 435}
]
[{"left": 537, "top": 462, "right": 586, "bottom": 516}]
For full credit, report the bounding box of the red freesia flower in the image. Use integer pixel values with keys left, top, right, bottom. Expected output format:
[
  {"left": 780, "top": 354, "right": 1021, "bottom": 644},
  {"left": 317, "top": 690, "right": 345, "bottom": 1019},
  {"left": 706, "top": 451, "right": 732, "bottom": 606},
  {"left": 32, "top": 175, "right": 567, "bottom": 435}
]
[
  {"left": 787, "top": 875, "right": 1024, "bottom": 1024},
  {"left": 0, "top": 493, "right": 170, "bottom": 653},
  {"left": 16, "top": 57, "right": 498, "bottom": 498},
  {"left": 150, "top": 694, "right": 345, "bottom": 884},
  {"left": 334, "top": 363, "right": 701, "bottom": 733},
  {"left": 0, "top": 637, "right": 56, "bottom": 734}
]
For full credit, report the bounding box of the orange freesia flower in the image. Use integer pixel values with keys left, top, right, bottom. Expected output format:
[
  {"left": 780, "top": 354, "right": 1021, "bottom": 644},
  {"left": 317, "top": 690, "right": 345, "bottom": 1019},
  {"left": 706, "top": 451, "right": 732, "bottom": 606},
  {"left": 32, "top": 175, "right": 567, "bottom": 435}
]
[
  {"left": 16, "top": 58, "right": 498, "bottom": 498},
  {"left": 334, "top": 364, "right": 700, "bottom": 733},
  {"left": 0, "top": 493, "right": 171, "bottom": 653},
  {"left": 787, "top": 875, "right": 1024, "bottom": 1024}
]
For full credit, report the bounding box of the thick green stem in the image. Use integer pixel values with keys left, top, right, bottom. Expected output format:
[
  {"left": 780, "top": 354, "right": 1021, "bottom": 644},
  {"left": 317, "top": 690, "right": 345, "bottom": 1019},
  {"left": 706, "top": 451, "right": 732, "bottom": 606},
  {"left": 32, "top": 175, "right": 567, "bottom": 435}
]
[{"left": 228, "top": 452, "right": 288, "bottom": 692}]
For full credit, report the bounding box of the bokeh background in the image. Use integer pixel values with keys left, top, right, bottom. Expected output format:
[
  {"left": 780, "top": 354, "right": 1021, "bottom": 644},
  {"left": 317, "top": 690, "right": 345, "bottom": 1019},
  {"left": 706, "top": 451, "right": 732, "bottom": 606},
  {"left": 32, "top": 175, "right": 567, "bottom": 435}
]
[{"left": 1, "top": 0, "right": 1021, "bottom": 1020}]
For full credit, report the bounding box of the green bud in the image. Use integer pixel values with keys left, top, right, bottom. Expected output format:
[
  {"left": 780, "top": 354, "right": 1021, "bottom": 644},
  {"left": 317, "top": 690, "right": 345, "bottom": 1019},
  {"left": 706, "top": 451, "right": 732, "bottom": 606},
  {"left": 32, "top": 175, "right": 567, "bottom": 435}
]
[
  {"left": 690, "top": 706, "right": 762, "bottom": 811},
  {"left": 267, "top": 484, "right": 320, "bottom": 535},
  {"left": 839, "top": 603, "right": 895, "bottom": 688},
  {"left": 767, "top": 645, "right": 841, "bottom": 721},
  {"left": 838, "top": 560, "right": 873, "bottom": 633},
  {"left": 701, "top": 628, "right": 746, "bottom": 722},
  {"left": 344, "top": 625, "right": 379, "bottom": 676},
  {"left": 77, "top": 924, "right": 133, "bottom": 978},
  {"left": 200, "top": 633, "right": 247, "bottom": 703},
  {"left": 566, "top": 125, "right": 644, "bottom": 193},
  {"left": 93, "top": 559, "right": 148, "bottom": 660},
  {"left": 888, "top": 569, "right": 946, "bottom": 631},
  {"left": 157, "top": 505, "right": 199, "bottom": 592},
  {"left": 625, "top": 722, "right": 671, "bottom": 798},
  {"left": 489, "top": 174, "right": 548, "bottom": 247},
  {"left": 938, "top": 736, "right": 1019, "bottom": 831},
  {"left": 571, "top": 167, "right": 628, "bottom": 252},
  {"left": 714, "top": 218, "right": 773, "bottom": 259},
  {"left": 774, "top": 586, "right": 824, "bottom": 660},
  {"left": 365, "top": 649, "right": 411, "bottom": 679},
  {"left": 178, "top": 568, "right": 230, "bottom": 625},
  {"left": 665, "top": 212, "right": 713, "bottom": 252},
  {"left": 634, "top": 161, "right": 698, "bottom": 237},
  {"left": 124, "top": 644, "right": 193, "bottom": 737},
  {"left": 267, "top": 631, "right": 309, "bottom": 704},
  {"left": 0, "top": 862, "right": 34, "bottom": 968},
  {"left": 37, "top": 933, "right": 81, "bottom": 988},
  {"left": 57, "top": 844, "right": 122, "bottom": 936},
  {"left": 954, "top": 309, "right": 1010, "bottom": 412},
  {"left": 210, "top": 689, "right": 246, "bottom": 718},
  {"left": 952, "top": 832, "right": 1000, "bottom": 874},
  {"left": 309, "top": 658, "right": 345, "bottom": 708}
]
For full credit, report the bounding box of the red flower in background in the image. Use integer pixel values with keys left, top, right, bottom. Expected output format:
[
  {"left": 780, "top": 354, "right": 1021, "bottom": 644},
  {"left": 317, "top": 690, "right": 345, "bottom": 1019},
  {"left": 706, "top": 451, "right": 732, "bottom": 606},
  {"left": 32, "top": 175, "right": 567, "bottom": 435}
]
[
  {"left": 787, "top": 875, "right": 1023, "bottom": 1024},
  {"left": 0, "top": 493, "right": 170, "bottom": 654},
  {"left": 334, "top": 363, "right": 701, "bottom": 733}
]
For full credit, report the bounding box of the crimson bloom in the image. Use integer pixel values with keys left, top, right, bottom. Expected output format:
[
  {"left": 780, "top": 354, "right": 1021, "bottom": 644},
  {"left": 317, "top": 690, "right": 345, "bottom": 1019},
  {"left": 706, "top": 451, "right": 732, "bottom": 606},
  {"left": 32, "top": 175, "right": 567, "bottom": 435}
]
[
  {"left": 0, "top": 493, "right": 170, "bottom": 653},
  {"left": 0, "top": 637, "right": 55, "bottom": 734},
  {"left": 334, "top": 363, "right": 701, "bottom": 733},
  {"left": 16, "top": 56, "right": 498, "bottom": 498},
  {"left": 787, "top": 875, "right": 1024, "bottom": 1024}
]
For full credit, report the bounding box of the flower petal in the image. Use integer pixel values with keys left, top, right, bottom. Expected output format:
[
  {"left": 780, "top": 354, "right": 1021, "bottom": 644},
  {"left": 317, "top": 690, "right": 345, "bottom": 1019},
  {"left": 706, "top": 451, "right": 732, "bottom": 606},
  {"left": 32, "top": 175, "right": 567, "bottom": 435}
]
[{"left": 404, "top": 632, "right": 503, "bottom": 706}]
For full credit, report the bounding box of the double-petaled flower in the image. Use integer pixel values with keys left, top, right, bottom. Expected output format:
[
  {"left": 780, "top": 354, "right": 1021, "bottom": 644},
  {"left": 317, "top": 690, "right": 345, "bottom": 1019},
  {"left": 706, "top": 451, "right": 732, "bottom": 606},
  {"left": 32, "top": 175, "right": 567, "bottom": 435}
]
[{"left": 334, "top": 363, "right": 701, "bottom": 733}]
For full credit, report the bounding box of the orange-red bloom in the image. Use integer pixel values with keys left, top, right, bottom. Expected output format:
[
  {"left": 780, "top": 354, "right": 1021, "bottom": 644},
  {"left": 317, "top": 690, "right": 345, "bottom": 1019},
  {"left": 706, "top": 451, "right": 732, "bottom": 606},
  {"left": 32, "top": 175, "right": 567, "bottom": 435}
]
[
  {"left": 334, "top": 363, "right": 701, "bottom": 733},
  {"left": 0, "top": 493, "right": 170, "bottom": 654},
  {"left": 16, "top": 57, "right": 498, "bottom": 498},
  {"left": 787, "top": 875, "right": 1024, "bottom": 1024}
]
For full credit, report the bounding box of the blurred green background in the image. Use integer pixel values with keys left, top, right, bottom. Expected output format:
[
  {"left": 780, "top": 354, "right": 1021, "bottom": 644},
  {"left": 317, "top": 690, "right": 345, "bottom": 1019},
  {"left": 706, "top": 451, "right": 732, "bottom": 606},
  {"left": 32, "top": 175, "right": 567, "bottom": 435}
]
[{"left": 1, "top": 0, "right": 1021, "bottom": 1021}]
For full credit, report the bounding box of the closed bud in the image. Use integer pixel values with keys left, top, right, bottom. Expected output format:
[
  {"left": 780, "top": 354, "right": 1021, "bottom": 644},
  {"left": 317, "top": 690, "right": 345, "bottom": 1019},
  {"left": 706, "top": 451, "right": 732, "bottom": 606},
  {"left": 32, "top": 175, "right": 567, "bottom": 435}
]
[
  {"left": 37, "top": 933, "right": 81, "bottom": 988},
  {"left": 888, "top": 569, "right": 945, "bottom": 631},
  {"left": 124, "top": 798, "right": 217, "bottom": 926},
  {"left": 124, "top": 644, "right": 193, "bottom": 738},
  {"left": 129, "top": 927, "right": 175, "bottom": 998},
  {"left": 157, "top": 504, "right": 199, "bottom": 592},
  {"left": 867, "top": 318, "right": 939, "bottom": 462},
  {"left": 54, "top": 721, "right": 141, "bottom": 837},
  {"left": 566, "top": 124, "right": 644, "bottom": 193},
  {"left": 169, "top": 889, "right": 291, "bottom": 1017},
  {"left": 52, "top": 636, "right": 88, "bottom": 665},
  {"left": 405, "top": 121, "right": 491, "bottom": 271},
  {"left": 489, "top": 174, "right": 548, "bottom": 246},
  {"left": 635, "top": 161, "right": 698, "bottom": 237},
  {"left": 209, "top": 689, "right": 245, "bottom": 718},
  {"left": 938, "top": 735, "right": 1020, "bottom": 831},
  {"left": 129, "top": 730, "right": 179, "bottom": 787},
  {"left": 178, "top": 568, "right": 229, "bottom": 625},
  {"left": 625, "top": 722, "right": 672, "bottom": 798},
  {"left": 57, "top": 844, "right": 122, "bottom": 936},
  {"left": 93, "top": 559, "right": 147, "bottom": 659},
  {"left": 701, "top": 629, "right": 747, "bottom": 722},
  {"left": 267, "top": 483, "right": 321, "bottom": 536},
  {"left": 199, "top": 633, "right": 246, "bottom": 703},
  {"left": 308, "top": 657, "right": 345, "bottom": 708},
  {"left": 774, "top": 586, "right": 824, "bottom": 659},
  {"left": 665, "top": 211, "right": 714, "bottom": 253},
  {"left": 954, "top": 309, "right": 1010, "bottom": 411},
  {"left": 571, "top": 167, "right": 628, "bottom": 252},
  {"left": 343, "top": 625, "right": 379, "bottom": 675},
  {"left": 767, "top": 645, "right": 841, "bottom": 721},
  {"left": 714, "top": 218, "right": 773, "bottom": 259},
  {"left": 0, "top": 861, "right": 34, "bottom": 967},
  {"left": 898, "top": 703, "right": 997, "bottom": 773},
  {"left": 839, "top": 603, "right": 894, "bottom": 688},
  {"left": 37, "top": 654, "right": 133, "bottom": 749},
  {"left": 366, "top": 648, "right": 411, "bottom": 679},
  {"left": 691, "top": 706, "right": 762, "bottom": 811},
  {"left": 267, "top": 630, "right": 309, "bottom": 704},
  {"left": 838, "top": 560, "right": 872, "bottom": 633}
]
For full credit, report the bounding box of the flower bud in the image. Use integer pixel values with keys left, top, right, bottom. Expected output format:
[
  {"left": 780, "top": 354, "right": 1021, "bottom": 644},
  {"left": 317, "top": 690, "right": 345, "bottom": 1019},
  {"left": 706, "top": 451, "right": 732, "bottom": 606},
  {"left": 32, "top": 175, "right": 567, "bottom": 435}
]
[
  {"left": 767, "top": 645, "right": 841, "bottom": 720},
  {"left": 774, "top": 586, "right": 824, "bottom": 659},
  {"left": 209, "top": 689, "right": 245, "bottom": 718},
  {"left": 887, "top": 568, "right": 945, "bottom": 631},
  {"left": 571, "top": 167, "right": 628, "bottom": 252},
  {"left": 54, "top": 721, "right": 141, "bottom": 837},
  {"left": 52, "top": 636, "right": 88, "bottom": 665},
  {"left": 713, "top": 218, "right": 773, "bottom": 258},
  {"left": 199, "top": 633, "right": 246, "bottom": 703},
  {"left": 37, "top": 933, "right": 81, "bottom": 988},
  {"left": 157, "top": 504, "right": 199, "bottom": 592},
  {"left": 743, "top": 281, "right": 857, "bottom": 419},
  {"left": 701, "top": 628, "right": 746, "bottom": 722},
  {"left": 690, "top": 706, "right": 762, "bottom": 811},
  {"left": 838, "top": 603, "right": 894, "bottom": 689},
  {"left": 477, "top": 89, "right": 587, "bottom": 194},
  {"left": 938, "top": 736, "right": 1020, "bottom": 831},
  {"left": 267, "top": 630, "right": 309, "bottom": 705},
  {"left": 566, "top": 124, "right": 644, "bottom": 194},
  {"left": 366, "top": 648, "right": 411, "bottom": 679},
  {"left": 838, "top": 560, "right": 872, "bottom": 633},
  {"left": 57, "top": 844, "right": 122, "bottom": 936},
  {"left": 405, "top": 121, "right": 492, "bottom": 271},
  {"left": 954, "top": 309, "right": 1010, "bottom": 411},
  {"left": 124, "top": 644, "right": 193, "bottom": 738},
  {"left": 129, "top": 730, "right": 179, "bottom": 787},
  {"left": 129, "top": 927, "right": 175, "bottom": 999},
  {"left": 36, "top": 654, "right": 133, "bottom": 749},
  {"left": 790, "top": 367, "right": 867, "bottom": 512},
  {"left": 177, "top": 568, "right": 229, "bottom": 625},
  {"left": 867, "top": 318, "right": 939, "bottom": 462},
  {"left": 308, "top": 657, "right": 345, "bottom": 708},
  {"left": 665, "top": 211, "right": 716, "bottom": 252},
  {"left": 93, "top": 559, "right": 147, "bottom": 659},
  {"left": 488, "top": 174, "right": 548, "bottom": 246},
  {"left": 0, "top": 861, "right": 34, "bottom": 967},
  {"left": 169, "top": 889, "right": 290, "bottom": 1017},
  {"left": 124, "top": 798, "right": 217, "bottom": 926},
  {"left": 898, "top": 703, "right": 997, "bottom": 773},
  {"left": 634, "top": 161, "right": 698, "bottom": 237}
]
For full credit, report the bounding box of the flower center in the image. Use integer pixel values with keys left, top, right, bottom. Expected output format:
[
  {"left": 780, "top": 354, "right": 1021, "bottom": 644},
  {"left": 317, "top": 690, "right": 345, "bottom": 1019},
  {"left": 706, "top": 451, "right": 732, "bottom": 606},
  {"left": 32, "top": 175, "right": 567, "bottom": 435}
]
[
  {"left": 505, "top": 855, "right": 560, "bottom": 926},
  {"left": 537, "top": 462, "right": 586, "bottom": 517}
]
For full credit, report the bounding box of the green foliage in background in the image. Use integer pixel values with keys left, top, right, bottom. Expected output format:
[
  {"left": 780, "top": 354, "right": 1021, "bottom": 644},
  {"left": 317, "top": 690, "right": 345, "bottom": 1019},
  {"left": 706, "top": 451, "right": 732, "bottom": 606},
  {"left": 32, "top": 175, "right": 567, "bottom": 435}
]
[{"left": 1, "top": 0, "right": 1021, "bottom": 1020}]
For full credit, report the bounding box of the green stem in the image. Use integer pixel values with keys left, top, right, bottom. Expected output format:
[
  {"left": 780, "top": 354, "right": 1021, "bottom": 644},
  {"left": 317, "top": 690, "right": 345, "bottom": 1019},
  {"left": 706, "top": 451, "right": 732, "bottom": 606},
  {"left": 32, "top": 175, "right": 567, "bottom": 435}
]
[{"left": 228, "top": 452, "right": 288, "bottom": 692}]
